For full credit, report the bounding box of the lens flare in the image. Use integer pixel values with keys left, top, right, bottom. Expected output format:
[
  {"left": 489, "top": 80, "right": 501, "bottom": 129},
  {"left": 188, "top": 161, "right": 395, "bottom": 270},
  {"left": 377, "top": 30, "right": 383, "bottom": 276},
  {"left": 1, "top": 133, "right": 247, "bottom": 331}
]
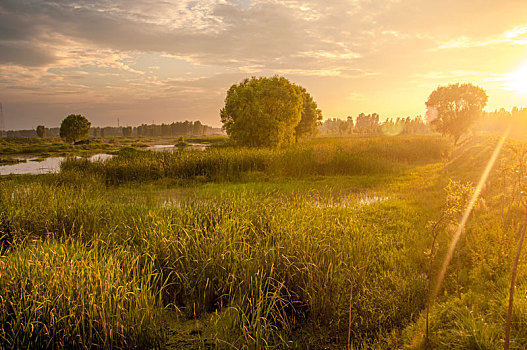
[
  {"left": 426, "top": 107, "right": 438, "bottom": 123},
  {"left": 429, "top": 126, "right": 511, "bottom": 317}
]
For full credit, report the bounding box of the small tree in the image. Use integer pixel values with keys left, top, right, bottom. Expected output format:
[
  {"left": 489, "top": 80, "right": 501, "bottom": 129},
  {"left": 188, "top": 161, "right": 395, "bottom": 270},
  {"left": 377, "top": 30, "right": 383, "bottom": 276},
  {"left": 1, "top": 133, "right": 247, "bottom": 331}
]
[
  {"left": 36, "top": 125, "right": 46, "bottom": 138},
  {"left": 60, "top": 114, "right": 91, "bottom": 143},
  {"left": 426, "top": 83, "right": 488, "bottom": 144}
]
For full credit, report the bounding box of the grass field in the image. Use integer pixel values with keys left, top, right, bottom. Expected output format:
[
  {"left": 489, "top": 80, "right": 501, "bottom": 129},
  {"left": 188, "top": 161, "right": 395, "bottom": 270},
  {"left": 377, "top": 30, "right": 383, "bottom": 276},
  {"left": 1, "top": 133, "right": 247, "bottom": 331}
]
[
  {"left": 1, "top": 134, "right": 527, "bottom": 349},
  {"left": 0, "top": 135, "right": 229, "bottom": 160}
]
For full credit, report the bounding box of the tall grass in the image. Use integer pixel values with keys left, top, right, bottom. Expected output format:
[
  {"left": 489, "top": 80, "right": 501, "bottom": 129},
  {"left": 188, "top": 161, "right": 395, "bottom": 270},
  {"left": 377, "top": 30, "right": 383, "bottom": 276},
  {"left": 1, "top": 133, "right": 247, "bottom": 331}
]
[
  {"left": 0, "top": 169, "right": 433, "bottom": 347},
  {"left": 61, "top": 135, "right": 450, "bottom": 184},
  {"left": 0, "top": 239, "right": 163, "bottom": 349},
  {"left": 400, "top": 136, "right": 527, "bottom": 349},
  {"left": 13, "top": 135, "right": 527, "bottom": 348}
]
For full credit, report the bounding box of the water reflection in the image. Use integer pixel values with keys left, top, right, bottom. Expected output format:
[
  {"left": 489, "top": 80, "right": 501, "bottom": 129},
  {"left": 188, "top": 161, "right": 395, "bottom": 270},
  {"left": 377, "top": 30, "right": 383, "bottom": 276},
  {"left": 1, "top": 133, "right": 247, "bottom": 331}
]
[
  {"left": 89, "top": 154, "right": 113, "bottom": 162},
  {"left": 146, "top": 143, "right": 208, "bottom": 151},
  {"left": 1, "top": 143, "right": 208, "bottom": 175},
  {"left": 310, "top": 194, "right": 389, "bottom": 209},
  {"left": 0, "top": 154, "right": 113, "bottom": 175}
]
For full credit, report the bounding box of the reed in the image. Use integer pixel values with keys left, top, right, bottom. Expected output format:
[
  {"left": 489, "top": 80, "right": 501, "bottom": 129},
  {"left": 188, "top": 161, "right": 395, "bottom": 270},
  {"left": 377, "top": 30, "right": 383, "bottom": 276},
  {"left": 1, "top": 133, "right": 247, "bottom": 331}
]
[
  {"left": 61, "top": 135, "right": 450, "bottom": 184},
  {"left": 0, "top": 174, "right": 431, "bottom": 347},
  {"left": 0, "top": 239, "right": 164, "bottom": 349},
  {"left": 6, "top": 135, "right": 527, "bottom": 348}
]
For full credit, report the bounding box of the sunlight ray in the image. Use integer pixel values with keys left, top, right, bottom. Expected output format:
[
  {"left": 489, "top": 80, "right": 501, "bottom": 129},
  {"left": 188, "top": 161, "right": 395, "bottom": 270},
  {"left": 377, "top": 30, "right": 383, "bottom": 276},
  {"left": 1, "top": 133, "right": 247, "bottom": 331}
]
[{"left": 428, "top": 125, "right": 511, "bottom": 321}]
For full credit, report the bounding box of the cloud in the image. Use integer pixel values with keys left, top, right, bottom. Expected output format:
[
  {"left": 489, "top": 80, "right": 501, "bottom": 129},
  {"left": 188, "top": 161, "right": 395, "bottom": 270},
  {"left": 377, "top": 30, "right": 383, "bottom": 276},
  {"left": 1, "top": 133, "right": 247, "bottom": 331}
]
[
  {"left": 505, "top": 26, "right": 527, "bottom": 39},
  {"left": 0, "top": 0, "right": 369, "bottom": 70},
  {"left": 432, "top": 25, "right": 527, "bottom": 51},
  {"left": 414, "top": 70, "right": 484, "bottom": 80},
  {"left": 297, "top": 50, "right": 361, "bottom": 60},
  {"left": 347, "top": 92, "right": 365, "bottom": 101},
  {"left": 274, "top": 68, "right": 343, "bottom": 77},
  {"left": 1, "top": 0, "right": 527, "bottom": 129},
  {"left": 0, "top": 42, "right": 57, "bottom": 66}
]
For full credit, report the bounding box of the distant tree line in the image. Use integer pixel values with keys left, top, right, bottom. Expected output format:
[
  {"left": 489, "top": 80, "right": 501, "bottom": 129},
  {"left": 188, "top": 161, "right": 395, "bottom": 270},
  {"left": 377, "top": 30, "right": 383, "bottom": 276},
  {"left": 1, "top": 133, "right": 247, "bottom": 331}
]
[
  {"left": 2, "top": 120, "right": 224, "bottom": 138},
  {"left": 94, "top": 120, "right": 223, "bottom": 137},
  {"left": 478, "top": 107, "right": 527, "bottom": 138},
  {"left": 319, "top": 114, "right": 430, "bottom": 136},
  {"left": 319, "top": 105, "right": 527, "bottom": 140},
  {"left": 133, "top": 120, "right": 222, "bottom": 137},
  {"left": 321, "top": 83, "right": 490, "bottom": 142}
]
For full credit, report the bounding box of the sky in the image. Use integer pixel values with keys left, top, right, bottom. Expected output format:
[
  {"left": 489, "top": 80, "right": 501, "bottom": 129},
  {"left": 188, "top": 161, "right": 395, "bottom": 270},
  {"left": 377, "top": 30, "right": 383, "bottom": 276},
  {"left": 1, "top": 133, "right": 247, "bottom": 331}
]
[{"left": 1, "top": 0, "right": 527, "bottom": 130}]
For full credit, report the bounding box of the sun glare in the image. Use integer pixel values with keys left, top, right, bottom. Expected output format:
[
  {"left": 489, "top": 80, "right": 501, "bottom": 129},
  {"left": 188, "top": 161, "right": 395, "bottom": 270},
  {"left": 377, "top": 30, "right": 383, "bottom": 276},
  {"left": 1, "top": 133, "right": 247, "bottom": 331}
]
[{"left": 507, "top": 62, "right": 527, "bottom": 93}]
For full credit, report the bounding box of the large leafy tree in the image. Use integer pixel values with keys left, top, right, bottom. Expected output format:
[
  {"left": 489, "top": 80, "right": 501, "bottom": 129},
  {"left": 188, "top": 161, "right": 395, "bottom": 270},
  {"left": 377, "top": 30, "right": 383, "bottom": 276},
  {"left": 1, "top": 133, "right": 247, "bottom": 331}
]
[
  {"left": 295, "top": 87, "right": 323, "bottom": 140},
  {"left": 426, "top": 83, "right": 488, "bottom": 144},
  {"left": 220, "top": 76, "right": 320, "bottom": 148},
  {"left": 60, "top": 114, "right": 91, "bottom": 143}
]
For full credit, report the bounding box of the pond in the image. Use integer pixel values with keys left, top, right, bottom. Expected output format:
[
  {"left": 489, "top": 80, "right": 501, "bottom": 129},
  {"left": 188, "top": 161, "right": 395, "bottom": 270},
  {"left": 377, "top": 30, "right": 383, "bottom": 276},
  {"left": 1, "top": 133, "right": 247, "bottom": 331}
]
[
  {"left": 0, "top": 154, "right": 113, "bottom": 176},
  {"left": 0, "top": 143, "right": 209, "bottom": 175}
]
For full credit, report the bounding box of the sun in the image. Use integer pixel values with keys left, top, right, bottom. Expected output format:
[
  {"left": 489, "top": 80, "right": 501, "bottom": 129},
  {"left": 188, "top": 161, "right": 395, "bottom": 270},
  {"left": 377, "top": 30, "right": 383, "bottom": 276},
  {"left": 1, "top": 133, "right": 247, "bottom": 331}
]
[{"left": 507, "top": 62, "right": 527, "bottom": 93}]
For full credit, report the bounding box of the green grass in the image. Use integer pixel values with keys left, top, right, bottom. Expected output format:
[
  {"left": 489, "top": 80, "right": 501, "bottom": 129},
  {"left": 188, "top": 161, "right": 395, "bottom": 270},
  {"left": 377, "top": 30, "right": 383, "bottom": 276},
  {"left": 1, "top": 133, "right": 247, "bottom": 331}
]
[
  {"left": 0, "top": 135, "right": 228, "bottom": 159},
  {"left": 3, "top": 134, "right": 527, "bottom": 348},
  {"left": 61, "top": 135, "right": 450, "bottom": 184},
  {"left": 0, "top": 157, "right": 26, "bottom": 165},
  {"left": 0, "top": 239, "right": 164, "bottom": 349},
  {"left": 186, "top": 135, "right": 229, "bottom": 145},
  {"left": 0, "top": 174, "right": 433, "bottom": 348},
  {"left": 0, "top": 137, "right": 116, "bottom": 157}
]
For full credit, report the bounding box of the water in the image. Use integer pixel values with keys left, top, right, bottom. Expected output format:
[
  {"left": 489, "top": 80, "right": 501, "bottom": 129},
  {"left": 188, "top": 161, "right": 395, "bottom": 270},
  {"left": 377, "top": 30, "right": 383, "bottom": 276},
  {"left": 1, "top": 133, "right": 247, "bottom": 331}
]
[
  {"left": 161, "top": 194, "right": 390, "bottom": 211},
  {"left": 0, "top": 142, "right": 209, "bottom": 175},
  {"left": 146, "top": 143, "right": 208, "bottom": 151},
  {"left": 357, "top": 195, "right": 389, "bottom": 206},
  {"left": 310, "top": 194, "right": 389, "bottom": 209},
  {"left": 0, "top": 154, "right": 113, "bottom": 175},
  {"left": 89, "top": 154, "right": 113, "bottom": 162},
  {"left": 146, "top": 144, "right": 175, "bottom": 151}
]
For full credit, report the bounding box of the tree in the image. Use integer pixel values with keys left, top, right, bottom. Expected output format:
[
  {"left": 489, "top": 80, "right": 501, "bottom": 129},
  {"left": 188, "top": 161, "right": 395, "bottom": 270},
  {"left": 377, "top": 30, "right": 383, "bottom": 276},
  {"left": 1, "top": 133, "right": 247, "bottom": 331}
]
[
  {"left": 347, "top": 116, "right": 354, "bottom": 132},
  {"left": 355, "top": 113, "right": 380, "bottom": 134},
  {"left": 122, "top": 126, "right": 133, "bottom": 137},
  {"left": 36, "top": 125, "right": 46, "bottom": 138},
  {"left": 426, "top": 83, "right": 488, "bottom": 144},
  {"left": 60, "top": 114, "right": 91, "bottom": 143},
  {"left": 295, "top": 88, "right": 323, "bottom": 140},
  {"left": 220, "top": 76, "right": 304, "bottom": 148}
]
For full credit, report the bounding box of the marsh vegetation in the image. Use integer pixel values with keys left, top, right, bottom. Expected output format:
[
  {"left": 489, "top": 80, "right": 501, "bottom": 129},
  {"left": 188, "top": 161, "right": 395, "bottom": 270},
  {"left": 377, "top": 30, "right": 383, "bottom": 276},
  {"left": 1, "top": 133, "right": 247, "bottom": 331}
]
[{"left": 1, "top": 134, "right": 527, "bottom": 349}]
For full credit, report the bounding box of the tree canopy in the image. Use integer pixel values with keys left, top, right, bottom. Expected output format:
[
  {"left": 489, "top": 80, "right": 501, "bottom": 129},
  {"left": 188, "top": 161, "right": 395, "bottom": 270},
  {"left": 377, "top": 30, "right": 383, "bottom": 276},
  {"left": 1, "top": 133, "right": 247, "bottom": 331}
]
[
  {"left": 220, "top": 76, "right": 322, "bottom": 148},
  {"left": 60, "top": 114, "right": 91, "bottom": 143},
  {"left": 36, "top": 125, "right": 46, "bottom": 138},
  {"left": 426, "top": 83, "right": 488, "bottom": 144},
  {"left": 295, "top": 87, "right": 323, "bottom": 141}
]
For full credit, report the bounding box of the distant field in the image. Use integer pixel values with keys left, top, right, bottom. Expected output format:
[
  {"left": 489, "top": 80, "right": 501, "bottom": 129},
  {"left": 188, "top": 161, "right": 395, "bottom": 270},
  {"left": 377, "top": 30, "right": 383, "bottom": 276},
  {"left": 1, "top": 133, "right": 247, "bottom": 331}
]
[
  {"left": 0, "top": 135, "right": 229, "bottom": 162},
  {"left": 1, "top": 134, "right": 527, "bottom": 349}
]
